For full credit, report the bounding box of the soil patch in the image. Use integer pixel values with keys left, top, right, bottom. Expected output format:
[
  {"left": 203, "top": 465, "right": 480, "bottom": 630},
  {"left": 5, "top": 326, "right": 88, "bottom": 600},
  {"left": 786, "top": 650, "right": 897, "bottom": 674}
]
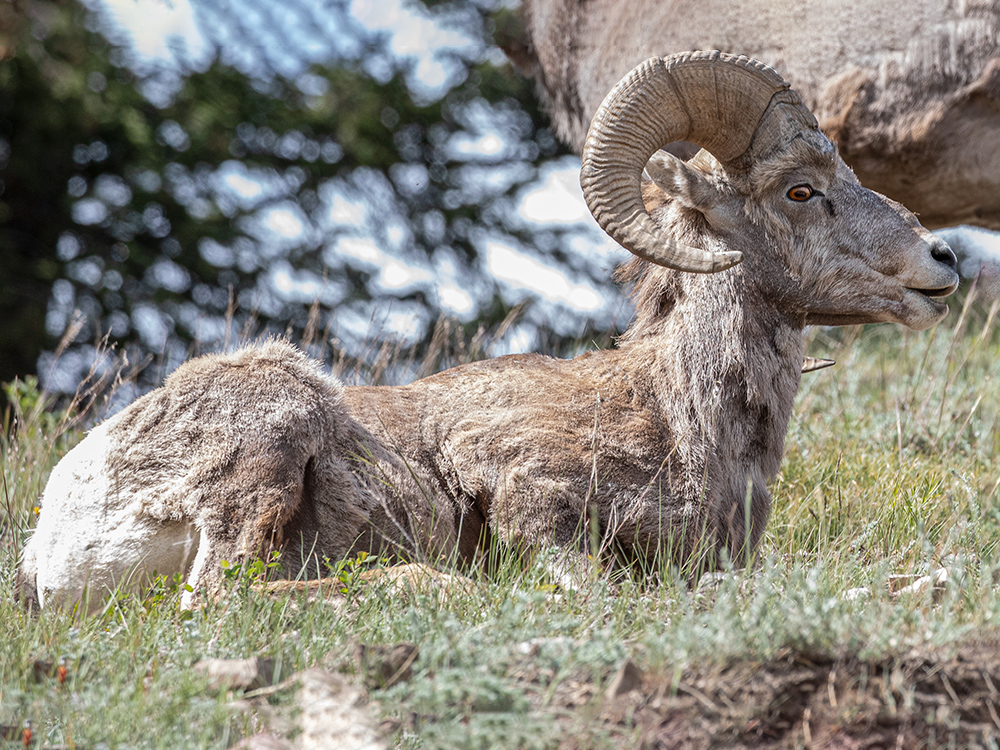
[{"left": 546, "top": 637, "right": 1000, "bottom": 748}]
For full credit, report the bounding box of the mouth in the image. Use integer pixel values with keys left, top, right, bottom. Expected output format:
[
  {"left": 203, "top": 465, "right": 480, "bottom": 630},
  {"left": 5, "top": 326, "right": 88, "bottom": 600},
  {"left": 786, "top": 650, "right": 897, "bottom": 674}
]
[
  {"left": 904, "top": 285, "right": 954, "bottom": 319},
  {"left": 907, "top": 286, "right": 956, "bottom": 299}
]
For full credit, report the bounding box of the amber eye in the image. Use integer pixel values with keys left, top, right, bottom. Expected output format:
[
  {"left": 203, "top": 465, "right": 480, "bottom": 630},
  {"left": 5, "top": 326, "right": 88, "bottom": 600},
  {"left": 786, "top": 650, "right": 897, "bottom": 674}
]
[{"left": 787, "top": 185, "right": 814, "bottom": 202}]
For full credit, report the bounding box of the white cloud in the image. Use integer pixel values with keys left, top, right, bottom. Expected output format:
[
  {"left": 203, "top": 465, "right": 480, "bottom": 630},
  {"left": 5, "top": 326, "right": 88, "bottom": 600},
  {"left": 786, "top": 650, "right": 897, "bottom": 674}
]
[
  {"left": 331, "top": 237, "right": 433, "bottom": 294},
  {"left": 349, "top": 0, "right": 478, "bottom": 100},
  {"left": 217, "top": 162, "right": 265, "bottom": 203},
  {"left": 336, "top": 236, "right": 382, "bottom": 265},
  {"left": 438, "top": 284, "right": 474, "bottom": 316},
  {"left": 132, "top": 304, "right": 170, "bottom": 350},
  {"left": 72, "top": 198, "right": 109, "bottom": 226},
  {"left": 450, "top": 132, "right": 505, "bottom": 159},
  {"left": 260, "top": 205, "right": 306, "bottom": 239},
  {"left": 326, "top": 192, "right": 367, "bottom": 227}
]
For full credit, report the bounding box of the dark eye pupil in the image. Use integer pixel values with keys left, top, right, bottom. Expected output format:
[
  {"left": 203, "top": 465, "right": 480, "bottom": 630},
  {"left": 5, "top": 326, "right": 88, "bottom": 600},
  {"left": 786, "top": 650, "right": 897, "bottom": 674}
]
[{"left": 789, "top": 186, "right": 812, "bottom": 201}]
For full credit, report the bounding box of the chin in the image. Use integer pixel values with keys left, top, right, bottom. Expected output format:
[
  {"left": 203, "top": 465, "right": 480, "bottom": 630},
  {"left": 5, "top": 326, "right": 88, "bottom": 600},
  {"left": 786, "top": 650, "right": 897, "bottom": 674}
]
[
  {"left": 804, "top": 296, "right": 950, "bottom": 329},
  {"left": 897, "top": 292, "right": 950, "bottom": 330}
]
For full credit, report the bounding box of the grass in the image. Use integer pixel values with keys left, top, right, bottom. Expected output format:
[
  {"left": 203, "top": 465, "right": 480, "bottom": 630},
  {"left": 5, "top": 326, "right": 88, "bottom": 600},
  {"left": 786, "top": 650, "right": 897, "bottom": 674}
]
[{"left": 1, "top": 292, "right": 999, "bottom": 748}]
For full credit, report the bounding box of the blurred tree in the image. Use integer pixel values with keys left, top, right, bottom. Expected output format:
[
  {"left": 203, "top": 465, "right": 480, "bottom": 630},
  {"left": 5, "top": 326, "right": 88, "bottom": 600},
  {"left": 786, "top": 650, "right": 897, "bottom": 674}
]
[{"left": 0, "top": 0, "right": 609, "bottom": 397}]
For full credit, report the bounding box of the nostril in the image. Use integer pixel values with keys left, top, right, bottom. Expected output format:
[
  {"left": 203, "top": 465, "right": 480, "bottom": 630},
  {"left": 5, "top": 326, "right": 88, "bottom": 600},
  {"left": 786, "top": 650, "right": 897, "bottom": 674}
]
[{"left": 931, "top": 240, "right": 957, "bottom": 270}]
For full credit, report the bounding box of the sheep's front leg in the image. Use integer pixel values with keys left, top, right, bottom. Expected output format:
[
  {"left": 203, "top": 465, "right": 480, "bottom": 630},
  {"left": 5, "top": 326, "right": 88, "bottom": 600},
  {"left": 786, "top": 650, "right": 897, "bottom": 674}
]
[
  {"left": 490, "top": 474, "right": 598, "bottom": 588},
  {"left": 180, "top": 526, "right": 223, "bottom": 609}
]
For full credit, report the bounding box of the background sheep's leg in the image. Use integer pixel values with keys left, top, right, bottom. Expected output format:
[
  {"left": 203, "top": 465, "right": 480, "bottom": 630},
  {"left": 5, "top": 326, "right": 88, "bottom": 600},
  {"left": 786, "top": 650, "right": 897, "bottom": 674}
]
[
  {"left": 181, "top": 450, "right": 382, "bottom": 603},
  {"left": 181, "top": 453, "right": 312, "bottom": 603}
]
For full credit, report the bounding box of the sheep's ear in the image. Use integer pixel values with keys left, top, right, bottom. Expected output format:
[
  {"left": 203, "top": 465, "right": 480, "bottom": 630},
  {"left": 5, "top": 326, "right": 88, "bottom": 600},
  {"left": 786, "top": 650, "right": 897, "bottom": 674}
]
[{"left": 645, "top": 151, "right": 734, "bottom": 225}]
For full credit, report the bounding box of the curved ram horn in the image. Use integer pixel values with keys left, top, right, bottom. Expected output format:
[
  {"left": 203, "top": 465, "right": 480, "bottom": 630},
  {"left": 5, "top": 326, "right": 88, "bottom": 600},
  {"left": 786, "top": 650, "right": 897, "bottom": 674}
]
[
  {"left": 801, "top": 357, "right": 836, "bottom": 373},
  {"left": 580, "top": 51, "right": 814, "bottom": 273}
]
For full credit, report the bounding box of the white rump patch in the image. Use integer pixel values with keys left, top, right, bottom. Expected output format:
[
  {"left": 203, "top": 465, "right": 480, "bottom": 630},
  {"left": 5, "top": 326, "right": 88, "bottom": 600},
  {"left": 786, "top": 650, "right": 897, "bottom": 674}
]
[{"left": 23, "top": 416, "right": 200, "bottom": 611}]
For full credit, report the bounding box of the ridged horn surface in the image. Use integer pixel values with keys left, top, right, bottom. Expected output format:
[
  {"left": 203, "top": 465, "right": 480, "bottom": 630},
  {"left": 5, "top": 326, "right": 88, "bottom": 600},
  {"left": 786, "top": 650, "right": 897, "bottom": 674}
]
[{"left": 580, "top": 51, "right": 792, "bottom": 273}]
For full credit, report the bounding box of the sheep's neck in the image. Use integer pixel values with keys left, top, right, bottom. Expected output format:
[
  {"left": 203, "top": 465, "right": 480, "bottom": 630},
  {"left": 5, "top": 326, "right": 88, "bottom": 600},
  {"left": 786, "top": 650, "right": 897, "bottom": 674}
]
[{"left": 634, "top": 282, "right": 805, "bottom": 483}]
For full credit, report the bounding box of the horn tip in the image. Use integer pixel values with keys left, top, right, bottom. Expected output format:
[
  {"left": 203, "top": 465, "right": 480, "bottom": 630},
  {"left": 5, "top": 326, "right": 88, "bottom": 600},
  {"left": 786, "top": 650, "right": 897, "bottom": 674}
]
[
  {"left": 712, "top": 251, "right": 743, "bottom": 272},
  {"left": 801, "top": 357, "right": 836, "bottom": 373},
  {"left": 646, "top": 246, "right": 743, "bottom": 274}
]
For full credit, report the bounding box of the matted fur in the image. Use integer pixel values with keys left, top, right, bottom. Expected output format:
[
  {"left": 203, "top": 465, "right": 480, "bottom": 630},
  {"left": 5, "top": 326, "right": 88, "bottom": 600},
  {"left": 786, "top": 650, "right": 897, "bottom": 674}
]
[{"left": 16, "top": 341, "right": 456, "bottom": 610}]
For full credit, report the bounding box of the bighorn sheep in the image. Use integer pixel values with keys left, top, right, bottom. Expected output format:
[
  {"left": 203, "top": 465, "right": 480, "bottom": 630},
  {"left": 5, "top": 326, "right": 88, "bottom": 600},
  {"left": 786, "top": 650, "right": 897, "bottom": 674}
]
[{"left": 16, "top": 52, "right": 959, "bottom": 612}]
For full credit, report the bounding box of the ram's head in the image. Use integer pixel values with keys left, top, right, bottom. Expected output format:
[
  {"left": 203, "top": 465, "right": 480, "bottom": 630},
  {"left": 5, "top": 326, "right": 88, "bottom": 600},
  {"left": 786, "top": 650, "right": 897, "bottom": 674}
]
[{"left": 581, "top": 52, "right": 960, "bottom": 330}]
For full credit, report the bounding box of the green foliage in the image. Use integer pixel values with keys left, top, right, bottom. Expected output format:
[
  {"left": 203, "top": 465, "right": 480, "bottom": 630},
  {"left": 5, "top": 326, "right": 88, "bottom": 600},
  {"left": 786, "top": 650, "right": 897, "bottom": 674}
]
[
  {"left": 1, "top": 374, "right": 79, "bottom": 557},
  {"left": 324, "top": 549, "right": 385, "bottom": 594},
  {"left": 220, "top": 551, "right": 282, "bottom": 580},
  {"left": 143, "top": 572, "right": 194, "bottom": 614},
  {"left": 0, "top": 0, "right": 577, "bottom": 393},
  {"left": 3, "top": 376, "right": 59, "bottom": 436},
  {"left": 220, "top": 551, "right": 284, "bottom": 594}
]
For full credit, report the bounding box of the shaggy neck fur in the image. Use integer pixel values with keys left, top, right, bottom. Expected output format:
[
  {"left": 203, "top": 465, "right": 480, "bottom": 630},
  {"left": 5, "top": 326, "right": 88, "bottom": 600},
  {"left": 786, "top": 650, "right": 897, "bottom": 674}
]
[{"left": 616, "top": 256, "right": 805, "bottom": 556}]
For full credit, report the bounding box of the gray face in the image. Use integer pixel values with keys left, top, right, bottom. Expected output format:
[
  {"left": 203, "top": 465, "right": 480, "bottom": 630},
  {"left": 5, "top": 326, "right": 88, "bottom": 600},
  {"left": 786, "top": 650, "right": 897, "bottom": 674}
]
[
  {"left": 644, "top": 135, "right": 960, "bottom": 330},
  {"left": 787, "top": 176, "right": 959, "bottom": 329},
  {"left": 753, "top": 140, "right": 959, "bottom": 329}
]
